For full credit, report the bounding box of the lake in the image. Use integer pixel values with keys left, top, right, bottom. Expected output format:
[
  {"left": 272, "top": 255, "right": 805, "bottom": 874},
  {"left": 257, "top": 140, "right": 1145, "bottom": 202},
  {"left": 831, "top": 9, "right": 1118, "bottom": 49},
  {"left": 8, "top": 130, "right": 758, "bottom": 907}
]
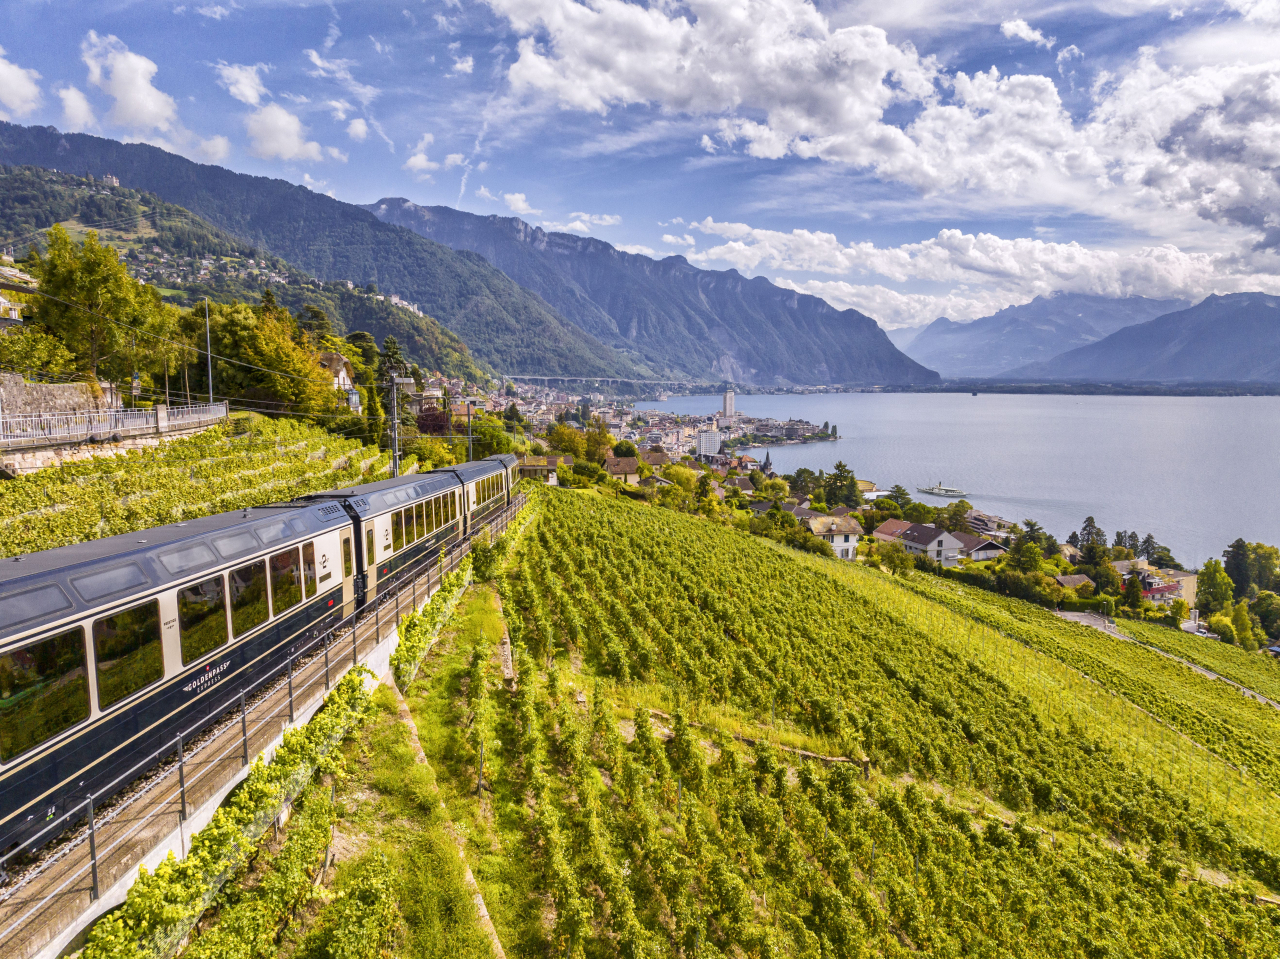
[{"left": 641, "top": 393, "right": 1280, "bottom": 568}]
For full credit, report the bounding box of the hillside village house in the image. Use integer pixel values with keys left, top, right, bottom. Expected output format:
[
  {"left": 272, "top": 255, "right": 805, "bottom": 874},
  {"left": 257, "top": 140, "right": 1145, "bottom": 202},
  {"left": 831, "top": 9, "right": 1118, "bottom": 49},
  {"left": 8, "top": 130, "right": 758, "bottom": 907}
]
[
  {"left": 952, "top": 531, "right": 1008, "bottom": 561},
  {"left": 1113, "top": 559, "right": 1197, "bottom": 607},
  {"left": 318, "top": 352, "right": 361, "bottom": 412},
  {"left": 871, "top": 518, "right": 913, "bottom": 543},
  {"left": 518, "top": 454, "right": 574, "bottom": 484},
  {"left": 873, "top": 519, "right": 963, "bottom": 566},
  {"left": 807, "top": 515, "right": 862, "bottom": 560},
  {"left": 604, "top": 455, "right": 641, "bottom": 484}
]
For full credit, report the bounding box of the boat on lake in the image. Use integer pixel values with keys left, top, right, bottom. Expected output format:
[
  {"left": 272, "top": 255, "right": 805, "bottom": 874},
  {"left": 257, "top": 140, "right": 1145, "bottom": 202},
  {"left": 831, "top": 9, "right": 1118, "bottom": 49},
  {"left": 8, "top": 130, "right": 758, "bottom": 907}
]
[{"left": 917, "top": 480, "right": 968, "bottom": 498}]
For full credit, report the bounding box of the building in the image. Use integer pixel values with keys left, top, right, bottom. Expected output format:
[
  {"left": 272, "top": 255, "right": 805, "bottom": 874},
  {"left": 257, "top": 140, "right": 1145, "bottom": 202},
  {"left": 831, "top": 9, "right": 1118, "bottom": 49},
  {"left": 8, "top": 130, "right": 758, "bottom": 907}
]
[
  {"left": 1165, "top": 570, "right": 1197, "bottom": 608},
  {"left": 871, "top": 518, "right": 913, "bottom": 543},
  {"left": 1055, "top": 573, "right": 1096, "bottom": 593},
  {"left": 897, "top": 525, "right": 963, "bottom": 566},
  {"left": 0, "top": 292, "right": 22, "bottom": 328},
  {"left": 695, "top": 428, "right": 723, "bottom": 459},
  {"left": 318, "top": 351, "right": 361, "bottom": 412},
  {"left": 519, "top": 454, "right": 574, "bottom": 484},
  {"left": 807, "top": 515, "right": 862, "bottom": 560},
  {"left": 641, "top": 446, "right": 671, "bottom": 468},
  {"left": 1111, "top": 559, "right": 1194, "bottom": 606},
  {"left": 603, "top": 455, "right": 641, "bottom": 484},
  {"left": 723, "top": 387, "right": 735, "bottom": 418},
  {"left": 966, "top": 509, "right": 1014, "bottom": 537},
  {"left": 952, "top": 531, "right": 1008, "bottom": 562}
]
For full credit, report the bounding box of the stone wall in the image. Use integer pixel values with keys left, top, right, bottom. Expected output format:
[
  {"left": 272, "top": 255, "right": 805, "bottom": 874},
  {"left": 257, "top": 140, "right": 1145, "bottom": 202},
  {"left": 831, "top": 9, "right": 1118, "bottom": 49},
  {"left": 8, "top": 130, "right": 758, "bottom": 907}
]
[
  {"left": 0, "top": 423, "right": 216, "bottom": 477},
  {"left": 0, "top": 373, "right": 115, "bottom": 416}
]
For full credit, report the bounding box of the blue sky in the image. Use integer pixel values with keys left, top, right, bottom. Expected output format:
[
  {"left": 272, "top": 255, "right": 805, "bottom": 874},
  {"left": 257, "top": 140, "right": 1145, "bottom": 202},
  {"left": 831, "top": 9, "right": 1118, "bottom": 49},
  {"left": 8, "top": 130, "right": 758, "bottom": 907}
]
[{"left": 2, "top": 0, "right": 1279, "bottom": 327}]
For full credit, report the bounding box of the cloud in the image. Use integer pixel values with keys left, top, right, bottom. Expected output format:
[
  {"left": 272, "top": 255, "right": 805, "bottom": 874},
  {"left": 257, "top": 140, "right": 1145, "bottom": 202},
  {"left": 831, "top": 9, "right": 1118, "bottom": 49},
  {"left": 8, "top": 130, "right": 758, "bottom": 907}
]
[
  {"left": 326, "top": 146, "right": 348, "bottom": 161},
  {"left": 542, "top": 212, "right": 619, "bottom": 232},
  {"left": 616, "top": 243, "right": 657, "bottom": 256},
  {"left": 684, "top": 215, "right": 1280, "bottom": 325},
  {"left": 245, "top": 103, "right": 323, "bottom": 161},
  {"left": 214, "top": 61, "right": 270, "bottom": 105},
  {"left": 476, "top": 185, "right": 497, "bottom": 199},
  {"left": 403, "top": 133, "right": 440, "bottom": 178},
  {"left": 57, "top": 86, "right": 96, "bottom": 130},
  {"left": 0, "top": 47, "right": 42, "bottom": 120},
  {"left": 326, "top": 99, "right": 352, "bottom": 119},
  {"left": 503, "top": 192, "right": 541, "bottom": 215},
  {"left": 1056, "top": 44, "right": 1083, "bottom": 73},
  {"left": 323, "top": 22, "right": 341, "bottom": 52},
  {"left": 452, "top": 56, "right": 475, "bottom": 74},
  {"left": 304, "top": 49, "right": 380, "bottom": 105},
  {"left": 198, "top": 134, "right": 231, "bottom": 161},
  {"left": 1000, "top": 19, "right": 1055, "bottom": 49},
  {"left": 700, "top": 134, "right": 717, "bottom": 153},
  {"left": 663, "top": 233, "right": 696, "bottom": 246},
  {"left": 481, "top": 0, "right": 1280, "bottom": 249},
  {"left": 445, "top": 153, "right": 466, "bottom": 167},
  {"left": 196, "top": 4, "right": 232, "bottom": 19},
  {"left": 347, "top": 117, "right": 368, "bottom": 140},
  {"left": 82, "top": 31, "right": 177, "bottom": 131}
]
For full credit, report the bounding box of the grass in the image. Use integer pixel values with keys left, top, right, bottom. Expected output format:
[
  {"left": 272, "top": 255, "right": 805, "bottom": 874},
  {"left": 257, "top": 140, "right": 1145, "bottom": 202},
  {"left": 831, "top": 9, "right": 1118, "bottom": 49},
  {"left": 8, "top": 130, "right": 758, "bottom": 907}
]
[{"left": 405, "top": 586, "right": 552, "bottom": 959}]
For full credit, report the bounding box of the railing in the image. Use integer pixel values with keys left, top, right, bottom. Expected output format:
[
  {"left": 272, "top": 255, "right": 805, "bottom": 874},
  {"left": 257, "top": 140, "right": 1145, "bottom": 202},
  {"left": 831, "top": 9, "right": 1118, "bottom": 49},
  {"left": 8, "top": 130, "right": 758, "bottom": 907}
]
[
  {"left": 0, "top": 402, "right": 229, "bottom": 450},
  {"left": 0, "top": 493, "right": 526, "bottom": 959}
]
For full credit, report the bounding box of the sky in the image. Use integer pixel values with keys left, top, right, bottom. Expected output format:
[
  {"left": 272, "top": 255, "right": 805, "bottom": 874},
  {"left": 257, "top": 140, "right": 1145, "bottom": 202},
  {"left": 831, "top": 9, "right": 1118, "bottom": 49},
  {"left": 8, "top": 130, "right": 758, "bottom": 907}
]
[{"left": 2, "top": 0, "right": 1279, "bottom": 329}]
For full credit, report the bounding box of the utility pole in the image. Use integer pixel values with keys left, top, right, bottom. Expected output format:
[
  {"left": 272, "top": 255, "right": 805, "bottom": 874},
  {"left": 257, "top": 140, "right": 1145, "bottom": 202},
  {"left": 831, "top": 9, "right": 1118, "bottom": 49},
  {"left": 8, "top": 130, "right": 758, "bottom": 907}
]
[
  {"left": 389, "top": 370, "right": 401, "bottom": 477},
  {"left": 467, "top": 398, "right": 474, "bottom": 462},
  {"left": 204, "top": 297, "right": 213, "bottom": 405}
]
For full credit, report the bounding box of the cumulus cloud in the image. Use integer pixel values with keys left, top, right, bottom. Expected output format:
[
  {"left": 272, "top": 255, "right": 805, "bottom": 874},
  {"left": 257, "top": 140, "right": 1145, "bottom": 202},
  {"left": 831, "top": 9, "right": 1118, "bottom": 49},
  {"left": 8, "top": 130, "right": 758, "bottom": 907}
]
[
  {"left": 347, "top": 117, "right": 368, "bottom": 140},
  {"left": 616, "top": 243, "right": 658, "bottom": 256},
  {"left": 214, "top": 61, "right": 269, "bottom": 105},
  {"left": 198, "top": 134, "right": 231, "bottom": 161},
  {"left": 1056, "top": 44, "right": 1083, "bottom": 73},
  {"left": 686, "top": 216, "right": 1280, "bottom": 325},
  {"left": 476, "top": 185, "right": 497, "bottom": 200},
  {"left": 444, "top": 153, "right": 466, "bottom": 167},
  {"left": 196, "top": 5, "right": 232, "bottom": 19},
  {"left": 1000, "top": 19, "right": 1055, "bottom": 49},
  {"left": 663, "top": 233, "right": 696, "bottom": 246},
  {"left": 0, "top": 47, "right": 42, "bottom": 120},
  {"left": 57, "top": 86, "right": 96, "bottom": 130},
  {"left": 542, "top": 212, "right": 620, "bottom": 232},
  {"left": 452, "top": 55, "right": 475, "bottom": 74},
  {"left": 503, "top": 192, "right": 541, "bottom": 215},
  {"left": 403, "top": 133, "right": 440, "bottom": 178},
  {"left": 480, "top": 0, "right": 1280, "bottom": 249},
  {"left": 82, "top": 31, "right": 177, "bottom": 131},
  {"left": 245, "top": 103, "right": 323, "bottom": 161}
]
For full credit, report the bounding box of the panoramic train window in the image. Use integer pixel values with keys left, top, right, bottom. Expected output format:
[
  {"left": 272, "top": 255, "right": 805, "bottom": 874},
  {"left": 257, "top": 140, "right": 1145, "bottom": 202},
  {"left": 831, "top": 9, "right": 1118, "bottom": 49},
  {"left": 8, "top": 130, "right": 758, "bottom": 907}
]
[
  {"left": 342, "top": 536, "right": 353, "bottom": 578},
  {"left": 392, "top": 512, "right": 404, "bottom": 552},
  {"left": 0, "top": 627, "right": 91, "bottom": 761},
  {"left": 415, "top": 502, "right": 425, "bottom": 538},
  {"left": 229, "top": 560, "right": 269, "bottom": 637},
  {"left": 429, "top": 498, "right": 439, "bottom": 532},
  {"left": 270, "top": 548, "right": 303, "bottom": 615},
  {"left": 302, "top": 542, "right": 318, "bottom": 598},
  {"left": 93, "top": 600, "right": 163, "bottom": 709},
  {"left": 366, "top": 528, "right": 375, "bottom": 566},
  {"left": 407, "top": 505, "right": 418, "bottom": 542},
  {"left": 178, "top": 575, "right": 228, "bottom": 664}
]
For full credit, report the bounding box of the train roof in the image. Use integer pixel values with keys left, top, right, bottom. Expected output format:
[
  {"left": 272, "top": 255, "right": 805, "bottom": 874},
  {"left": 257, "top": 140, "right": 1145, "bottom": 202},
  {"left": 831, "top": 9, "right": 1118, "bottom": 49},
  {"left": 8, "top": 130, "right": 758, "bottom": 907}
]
[
  {"left": 294, "top": 468, "right": 464, "bottom": 518},
  {"left": 0, "top": 502, "right": 350, "bottom": 641}
]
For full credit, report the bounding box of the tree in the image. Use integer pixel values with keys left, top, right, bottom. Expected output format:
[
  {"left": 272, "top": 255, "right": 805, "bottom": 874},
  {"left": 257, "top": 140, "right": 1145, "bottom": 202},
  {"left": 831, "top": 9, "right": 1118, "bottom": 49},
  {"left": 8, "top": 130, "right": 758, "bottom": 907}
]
[
  {"left": 664, "top": 465, "right": 698, "bottom": 493},
  {"left": 1253, "top": 591, "right": 1280, "bottom": 640},
  {"left": 1208, "top": 613, "right": 1236, "bottom": 643},
  {"left": 1232, "top": 601, "right": 1256, "bottom": 649},
  {"left": 695, "top": 472, "right": 713, "bottom": 500},
  {"left": 0, "top": 325, "right": 76, "bottom": 377},
  {"left": 1197, "top": 558, "right": 1234, "bottom": 614},
  {"left": 1138, "top": 534, "right": 1159, "bottom": 561},
  {"left": 748, "top": 469, "right": 765, "bottom": 490},
  {"left": 1249, "top": 543, "right": 1280, "bottom": 593},
  {"left": 875, "top": 539, "right": 914, "bottom": 576},
  {"left": 888, "top": 485, "right": 912, "bottom": 509},
  {"left": 936, "top": 501, "right": 974, "bottom": 533},
  {"left": 1011, "top": 540, "right": 1044, "bottom": 574},
  {"left": 1122, "top": 572, "right": 1145, "bottom": 609},
  {"left": 1079, "top": 516, "right": 1106, "bottom": 548},
  {"left": 1126, "top": 531, "right": 1140, "bottom": 552},
  {"left": 547, "top": 423, "right": 586, "bottom": 459},
  {"left": 788, "top": 467, "right": 818, "bottom": 497},
  {"left": 584, "top": 417, "right": 614, "bottom": 463},
  {"left": 903, "top": 501, "right": 934, "bottom": 524},
  {"left": 1223, "top": 538, "right": 1252, "bottom": 598},
  {"left": 1170, "top": 598, "right": 1190, "bottom": 622},
  {"left": 1067, "top": 531, "right": 1081, "bottom": 549},
  {"left": 298, "top": 304, "right": 332, "bottom": 338},
  {"left": 759, "top": 477, "right": 789, "bottom": 500},
  {"left": 613, "top": 439, "right": 638, "bottom": 458}
]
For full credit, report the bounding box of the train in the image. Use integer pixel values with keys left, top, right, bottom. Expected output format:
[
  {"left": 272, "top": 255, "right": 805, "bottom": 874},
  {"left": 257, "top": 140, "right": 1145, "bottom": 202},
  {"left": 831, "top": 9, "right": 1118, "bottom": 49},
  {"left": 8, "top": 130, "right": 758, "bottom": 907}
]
[{"left": 0, "top": 453, "right": 518, "bottom": 858}]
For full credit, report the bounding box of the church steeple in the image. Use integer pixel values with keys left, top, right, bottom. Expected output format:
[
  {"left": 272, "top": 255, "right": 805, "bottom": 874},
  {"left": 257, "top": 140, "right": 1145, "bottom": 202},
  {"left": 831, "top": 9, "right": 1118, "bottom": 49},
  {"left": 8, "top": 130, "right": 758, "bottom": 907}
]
[{"left": 762, "top": 450, "right": 772, "bottom": 472}]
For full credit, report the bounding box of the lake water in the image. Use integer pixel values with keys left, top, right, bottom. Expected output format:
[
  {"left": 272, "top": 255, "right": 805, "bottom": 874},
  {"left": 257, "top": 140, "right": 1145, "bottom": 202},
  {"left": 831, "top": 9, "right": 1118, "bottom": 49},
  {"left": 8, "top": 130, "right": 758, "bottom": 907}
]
[{"left": 642, "top": 393, "right": 1280, "bottom": 568}]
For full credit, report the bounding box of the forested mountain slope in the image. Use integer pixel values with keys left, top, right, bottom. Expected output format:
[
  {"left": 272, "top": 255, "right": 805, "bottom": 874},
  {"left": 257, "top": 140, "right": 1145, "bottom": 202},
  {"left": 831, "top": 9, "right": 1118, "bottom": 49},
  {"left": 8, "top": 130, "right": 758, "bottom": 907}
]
[
  {"left": 0, "top": 124, "right": 643, "bottom": 378},
  {"left": 0, "top": 165, "right": 486, "bottom": 380},
  {"left": 901, "top": 293, "right": 1187, "bottom": 378},
  {"left": 1006, "top": 292, "right": 1280, "bottom": 382},
  {"left": 364, "top": 199, "right": 940, "bottom": 387}
]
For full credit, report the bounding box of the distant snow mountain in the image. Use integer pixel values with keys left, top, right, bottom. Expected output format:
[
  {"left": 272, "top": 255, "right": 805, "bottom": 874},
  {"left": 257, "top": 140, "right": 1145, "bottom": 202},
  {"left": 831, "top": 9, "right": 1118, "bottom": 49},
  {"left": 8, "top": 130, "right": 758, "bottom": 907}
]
[
  {"left": 900, "top": 294, "right": 1188, "bottom": 379},
  {"left": 363, "top": 198, "right": 939, "bottom": 388},
  {"left": 1003, "top": 293, "right": 1280, "bottom": 382}
]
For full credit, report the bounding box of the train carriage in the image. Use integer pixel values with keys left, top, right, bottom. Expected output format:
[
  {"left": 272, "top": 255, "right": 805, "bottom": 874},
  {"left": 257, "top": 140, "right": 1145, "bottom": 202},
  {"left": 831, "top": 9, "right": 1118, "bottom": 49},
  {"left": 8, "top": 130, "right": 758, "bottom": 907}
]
[{"left": 0, "top": 502, "right": 352, "bottom": 854}]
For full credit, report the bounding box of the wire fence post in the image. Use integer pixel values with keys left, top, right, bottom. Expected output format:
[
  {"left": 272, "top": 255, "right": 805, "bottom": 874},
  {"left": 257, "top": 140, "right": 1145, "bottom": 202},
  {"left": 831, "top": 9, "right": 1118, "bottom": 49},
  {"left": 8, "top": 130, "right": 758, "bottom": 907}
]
[
  {"left": 87, "top": 796, "right": 99, "bottom": 901},
  {"left": 352, "top": 624, "right": 359, "bottom": 666},
  {"left": 287, "top": 653, "right": 295, "bottom": 724},
  {"left": 239, "top": 690, "right": 249, "bottom": 766},
  {"left": 176, "top": 734, "right": 187, "bottom": 820},
  {"left": 324, "top": 635, "right": 330, "bottom": 690}
]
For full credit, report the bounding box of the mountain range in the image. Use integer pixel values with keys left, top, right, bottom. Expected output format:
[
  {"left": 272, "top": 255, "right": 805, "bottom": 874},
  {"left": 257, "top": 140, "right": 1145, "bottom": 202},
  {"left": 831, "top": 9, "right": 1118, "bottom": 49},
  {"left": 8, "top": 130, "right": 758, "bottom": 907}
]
[
  {"left": 363, "top": 199, "right": 938, "bottom": 387},
  {"left": 899, "top": 294, "right": 1188, "bottom": 378},
  {"left": 0, "top": 123, "right": 640, "bottom": 379},
  {"left": 1004, "top": 293, "right": 1280, "bottom": 382}
]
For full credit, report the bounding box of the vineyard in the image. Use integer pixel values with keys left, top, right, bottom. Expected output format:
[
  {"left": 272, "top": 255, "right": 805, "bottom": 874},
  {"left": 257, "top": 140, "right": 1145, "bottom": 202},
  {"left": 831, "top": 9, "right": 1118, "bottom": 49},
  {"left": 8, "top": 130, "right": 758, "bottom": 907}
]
[
  {"left": 0, "top": 415, "right": 397, "bottom": 556},
  {"left": 420, "top": 487, "right": 1280, "bottom": 959}
]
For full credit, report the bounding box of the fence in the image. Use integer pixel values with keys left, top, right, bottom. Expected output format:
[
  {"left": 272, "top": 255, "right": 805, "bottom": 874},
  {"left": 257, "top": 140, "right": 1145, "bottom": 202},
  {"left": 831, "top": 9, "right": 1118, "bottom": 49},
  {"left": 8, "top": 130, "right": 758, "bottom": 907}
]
[
  {"left": 0, "top": 402, "right": 228, "bottom": 449},
  {"left": 0, "top": 493, "right": 526, "bottom": 959}
]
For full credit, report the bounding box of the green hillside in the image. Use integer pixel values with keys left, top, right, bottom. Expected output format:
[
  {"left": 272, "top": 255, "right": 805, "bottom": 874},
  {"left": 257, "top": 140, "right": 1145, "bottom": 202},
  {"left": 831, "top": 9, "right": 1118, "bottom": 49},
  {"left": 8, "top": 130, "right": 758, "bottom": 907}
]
[
  {"left": 0, "top": 125, "right": 650, "bottom": 378},
  {"left": 401, "top": 487, "right": 1280, "bottom": 958},
  {"left": 0, "top": 165, "right": 487, "bottom": 381}
]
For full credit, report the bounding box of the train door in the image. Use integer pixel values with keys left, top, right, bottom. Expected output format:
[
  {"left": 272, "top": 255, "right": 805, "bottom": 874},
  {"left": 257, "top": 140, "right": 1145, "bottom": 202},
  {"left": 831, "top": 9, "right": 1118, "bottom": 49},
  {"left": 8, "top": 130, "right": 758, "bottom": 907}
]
[
  {"left": 364, "top": 524, "right": 376, "bottom": 603},
  {"left": 340, "top": 530, "right": 355, "bottom": 616}
]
